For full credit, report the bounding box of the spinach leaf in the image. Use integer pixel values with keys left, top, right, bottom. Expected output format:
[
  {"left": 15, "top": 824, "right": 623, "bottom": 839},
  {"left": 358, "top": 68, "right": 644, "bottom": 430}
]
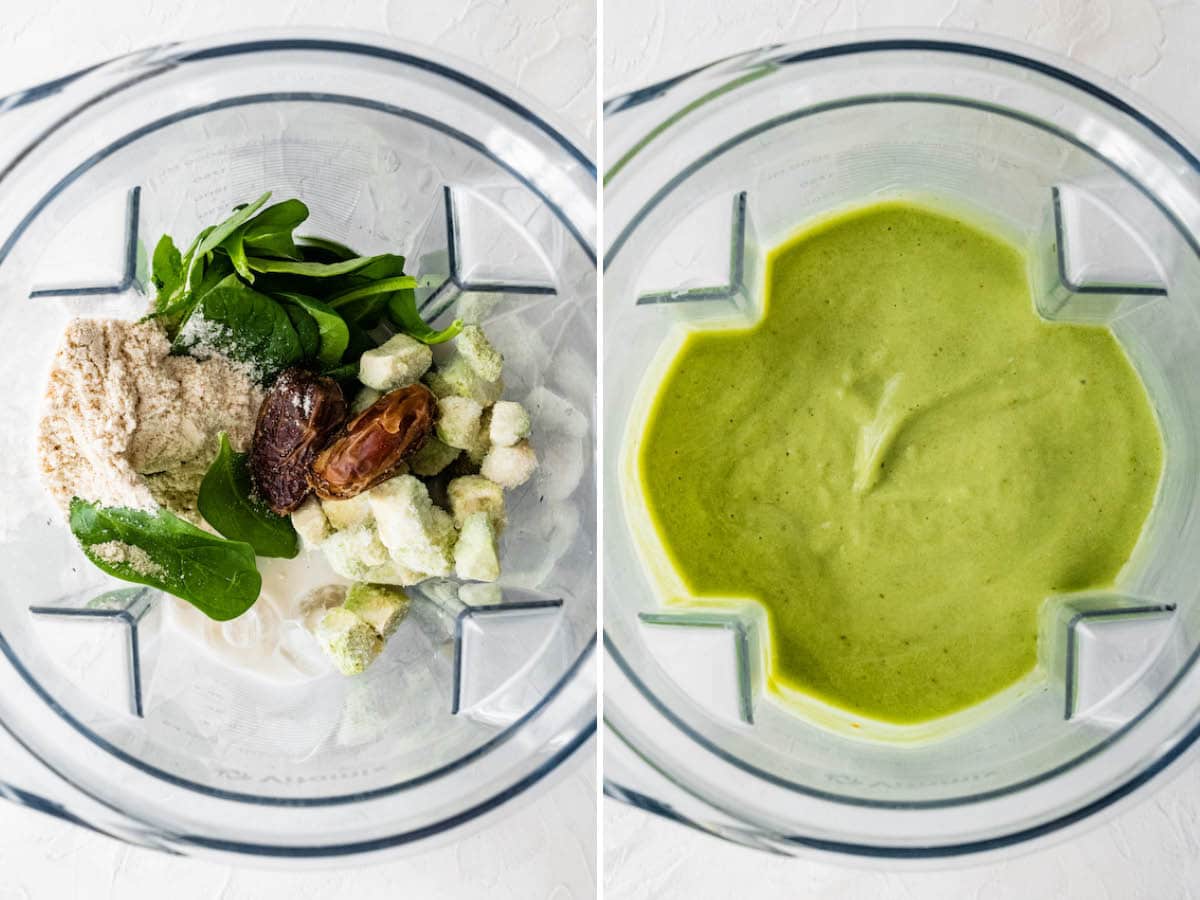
[
  {"left": 152, "top": 226, "right": 212, "bottom": 333},
  {"left": 69, "top": 498, "right": 261, "bottom": 621},
  {"left": 242, "top": 199, "right": 308, "bottom": 260},
  {"left": 163, "top": 253, "right": 234, "bottom": 339},
  {"left": 198, "top": 434, "right": 299, "bottom": 559},
  {"left": 328, "top": 276, "right": 459, "bottom": 344},
  {"left": 222, "top": 228, "right": 254, "bottom": 281},
  {"left": 284, "top": 303, "right": 321, "bottom": 360},
  {"left": 327, "top": 276, "right": 418, "bottom": 310},
  {"left": 324, "top": 254, "right": 412, "bottom": 331},
  {"left": 297, "top": 235, "right": 358, "bottom": 261},
  {"left": 214, "top": 198, "right": 307, "bottom": 281},
  {"left": 334, "top": 293, "right": 389, "bottom": 328},
  {"left": 343, "top": 321, "right": 378, "bottom": 365},
  {"left": 319, "top": 254, "right": 412, "bottom": 331},
  {"left": 186, "top": 192, "right": 271, "bottom": 291},
  {"left": 173, "top": 274, "right": 302, "bottom": 379},
  {"left": 389, "top": 289, "right": 462, "bottom": 344},
  {"left": 246, "top": 255, "right": 381, "bottom": 278},
  {"left": 321, "top": 362, "right": 359, "bottom": 381},
  {"left": 337, "top": 252, "right": 406, "bottom": 279},
  {"left": 151, "top": 235, "right": 182, "bottom": 294},
  {"left": 247, "top": 252, "right": 402, "bottom": 301},
  {"left": 192, "top": 253, "right": 235, "bottom": 300},
  {"left": 276, "top": 292, "right": 349, "bottom": 368},
  {"left": 152, "top": 194, "right": 450, "bottom": 374},
  {"left": 175, "top": 225, "right": 213, "bottom": 293},
  {"left": 320, "top": 253, "right": 407, "bottom": 297}
]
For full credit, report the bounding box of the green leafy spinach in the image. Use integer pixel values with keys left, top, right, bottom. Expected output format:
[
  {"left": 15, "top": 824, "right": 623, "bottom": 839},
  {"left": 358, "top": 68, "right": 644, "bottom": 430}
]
[
  {"left": 198, "top": 434, "right": 299, "bottom": 559},
  {"left": 296, "top": 235, "right": 358, "bottom": 260},
  {"left": 149, "top": 192, "right": 458, "bottom": 374},
  {"left": 172, "top": 274, "right": 302, "bottom": 378},
  {"left": 185, "top": 192, "right": 271, "bottom": 291},
  {"left": 245, "top": 255, "right": 381, "bottom": 278},
  {"left": 151, "top": 235, "right": 183, "bottom": 295},
  {"left": 240, "top": 198, "right": 308, "bottom": 260},
  {"left": 284, "top": 302, "right": 321, "bottom": 360},
  {"left": 69, "top": 499, "right": 261, "bottom": 621},
  {"left": 388, "top": 287, "right": 463, "bottom": 344},
  {"left": 328, "top": 276, "right": 459, "bottom": 344},
  {"left": 277, "top": 292, "right": 350, "bottom": 369}
]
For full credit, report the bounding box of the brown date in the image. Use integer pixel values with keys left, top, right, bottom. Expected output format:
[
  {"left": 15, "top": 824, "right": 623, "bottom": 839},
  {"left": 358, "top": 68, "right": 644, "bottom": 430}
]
[
  {"left": 309, "top": 384, "right": 437, "bottom": 500},
  {"left": 250, "top": 368, "right": 347, "bottom": 514}
]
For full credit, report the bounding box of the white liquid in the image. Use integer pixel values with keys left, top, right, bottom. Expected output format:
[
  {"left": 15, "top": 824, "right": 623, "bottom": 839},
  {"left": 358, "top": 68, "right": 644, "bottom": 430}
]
[{"left": 160, "top": 551, "right": 347, "bottom": 685}]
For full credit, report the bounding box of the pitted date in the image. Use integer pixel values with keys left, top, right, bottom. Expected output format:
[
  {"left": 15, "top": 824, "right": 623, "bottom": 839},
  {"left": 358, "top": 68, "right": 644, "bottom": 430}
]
[
  {"left": 250, "top": 368, "right": 347, "bottom": 514},
  {"left": 309, "top": 384, "right": 437, "bottom": 500}
]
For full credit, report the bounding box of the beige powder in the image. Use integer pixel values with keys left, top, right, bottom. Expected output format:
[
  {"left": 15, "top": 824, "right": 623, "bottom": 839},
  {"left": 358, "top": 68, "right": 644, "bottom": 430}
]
[
  {"left": 37, "top": 318, "right": 262, "bottom": 520},
  {"left": 89, "top": 540, "right": 166, "bottom": 578}
]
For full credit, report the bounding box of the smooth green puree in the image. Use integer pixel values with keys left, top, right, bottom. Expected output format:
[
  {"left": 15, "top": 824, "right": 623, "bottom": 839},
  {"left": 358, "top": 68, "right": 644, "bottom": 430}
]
[{"left": 638, "top": 201, "right": 1163, "bottom": 724}]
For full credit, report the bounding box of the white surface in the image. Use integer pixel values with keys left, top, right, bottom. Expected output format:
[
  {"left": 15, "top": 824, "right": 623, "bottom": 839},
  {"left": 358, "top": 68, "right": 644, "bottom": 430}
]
[
  {"left": 603, "top": 0, "right": 1200, "bottom": 897},
  {"left": 0, "top": 2, "right": 596, "bottom": 898}
]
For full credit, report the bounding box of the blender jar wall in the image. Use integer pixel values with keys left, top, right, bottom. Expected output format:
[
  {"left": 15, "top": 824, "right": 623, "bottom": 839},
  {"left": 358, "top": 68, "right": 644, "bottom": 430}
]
[
  {"left": 0, "top": 33, "right": 595, "bottom": 859},
  {"left": 604, "top": 36, "right": 1200, "bottom": 855}
]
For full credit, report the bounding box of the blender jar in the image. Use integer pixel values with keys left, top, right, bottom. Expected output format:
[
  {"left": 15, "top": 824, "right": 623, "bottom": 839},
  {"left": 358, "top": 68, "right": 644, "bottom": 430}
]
[
  {"left": 0, "top": 31, "right": 596, "bottom": 863},
  {"left": 604, "top": 33, "right": 1200, "bottom": 860}
]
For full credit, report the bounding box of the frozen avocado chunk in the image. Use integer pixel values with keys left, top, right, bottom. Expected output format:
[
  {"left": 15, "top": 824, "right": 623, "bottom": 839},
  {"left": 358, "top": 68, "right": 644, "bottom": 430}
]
[
  {"left": 408, "top": 436, "right": 461, "bottom": 476},
  {"left": 367, "top": 475, "right": 455, "bottom": 577},
  {"left": 489, "top": 400, "right": 531, "bottom": 447},
  {"left": 291, "top": 497, "right": 331, "bottom": 548},
  {"left": 316, "top": 607, "right": 383, "bottom": 675},
  {"left": 322, "top": 524, "right": 389, "bottom": 572},
  {"left": 456, "top": 324, "right": 503, "bottom": 381},
  {"left": 358, "top": 333, "right": 433, "bottom": 391},
  {"left": 481, "top": 440, "right": 537, "bottom": 488},
  {"left": 321, "top": 494, "right": 372, "bottom": 530},
  {"left": 436, "top": 396, "right": 483, "bottom": 450},
  {"left": 446, "top": 475, "right": 506, "bottom": 530},
  {"left": 425, "top": 354, "right": 503, "bottom": 406},
  {"left": 454, "top": 511, "right": 500, "bottom": 582},
  {"left": 345, "top": 582, "right": 411, "bottom": 638}
]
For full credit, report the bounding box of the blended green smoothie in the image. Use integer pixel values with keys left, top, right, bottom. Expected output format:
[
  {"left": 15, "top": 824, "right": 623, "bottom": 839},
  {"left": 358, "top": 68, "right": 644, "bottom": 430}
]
[{"left": 638, "top": 201, "right": 1162, "bottom": 724}]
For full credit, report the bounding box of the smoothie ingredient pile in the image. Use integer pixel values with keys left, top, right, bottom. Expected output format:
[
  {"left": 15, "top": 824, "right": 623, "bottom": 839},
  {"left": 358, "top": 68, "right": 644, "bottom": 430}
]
[{"left": 37, "top": 192, "right": 538, "bottom": 676}]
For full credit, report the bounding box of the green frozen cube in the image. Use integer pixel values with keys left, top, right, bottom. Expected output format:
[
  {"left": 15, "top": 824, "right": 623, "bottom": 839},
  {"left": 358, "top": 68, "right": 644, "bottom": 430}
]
[
  {"left": 345, "top": 582, "right": 411, "bottom": 638},
  {"left": 316, "top": 607, "right": 383, "bottom": 676}
]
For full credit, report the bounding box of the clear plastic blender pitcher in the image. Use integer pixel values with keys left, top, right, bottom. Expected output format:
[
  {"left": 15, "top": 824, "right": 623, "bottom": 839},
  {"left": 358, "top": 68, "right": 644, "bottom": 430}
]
[
  {"left": 0, "top": 31, "right": 596, "bottom": 863},
  {"left": 604, "top": 33, "right": 1200, "bottom": 860}
]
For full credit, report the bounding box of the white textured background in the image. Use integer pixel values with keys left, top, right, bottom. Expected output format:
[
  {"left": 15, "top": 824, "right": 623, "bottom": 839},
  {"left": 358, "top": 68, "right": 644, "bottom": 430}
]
[
  {"left": 604, "top": 1, "right": 1200, "bottom": 898},
  {"left": 0, "top": 2, "right": 596, "bottom": 898}
]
